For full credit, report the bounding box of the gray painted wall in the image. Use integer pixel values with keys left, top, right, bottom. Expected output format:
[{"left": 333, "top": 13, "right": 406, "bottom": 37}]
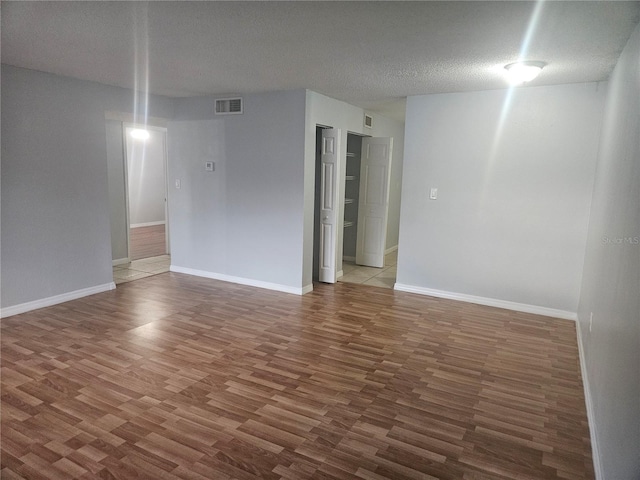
[
  {"left": 168, "top": 90, "right": 307, "bottom": 289},
  {"left": 1, "top": 65, "right": 174, "bottom": 309},
  {"left": 397, "top": 83, "right": 605, "bottom": 313},
  {"left": 106, "top": 120, "right": 128, "bottom": 261},
  {"left": 577, "top": 24, "right": 640, "bottom": 480},
  {"left": 125, "top": 126, "right": 166, "bottom": 226}
]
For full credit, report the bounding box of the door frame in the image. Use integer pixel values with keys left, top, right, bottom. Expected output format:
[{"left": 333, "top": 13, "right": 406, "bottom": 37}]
[
  {"left": 122, "top": 123, "right": 170, "bottom": 261},
  {"left": 314, "top": 124, "right": 345, "bottom": 283},
  {"left": 356, "top": 136, "right": 393, "bottom": 268}
]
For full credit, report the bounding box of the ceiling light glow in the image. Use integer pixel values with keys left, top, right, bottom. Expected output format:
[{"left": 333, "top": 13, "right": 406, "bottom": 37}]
[
  {"left": 504, "top": 61, "right": 546, "bottom": 86},
  {"left": 130, "top": 128, "right": 150, "bottom": 140}
]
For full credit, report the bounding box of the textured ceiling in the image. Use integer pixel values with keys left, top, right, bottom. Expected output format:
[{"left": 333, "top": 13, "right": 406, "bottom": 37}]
[{"left": 2, "top": 1, "right": 639, "bottom": 120}]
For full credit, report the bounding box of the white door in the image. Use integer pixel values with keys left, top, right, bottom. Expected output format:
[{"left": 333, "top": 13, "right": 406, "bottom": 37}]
[
  {"left": 356, "top": 137, "right": 393, "bottom": 267},
  {"left": 318, "top": 128, "right": 341, "bottom": 283}
]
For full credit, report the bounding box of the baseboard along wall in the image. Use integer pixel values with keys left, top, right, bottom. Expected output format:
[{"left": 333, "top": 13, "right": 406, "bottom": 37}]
[
  {"left": 170, "top": 265, "right": 310, "bottom": 296},
  {"left": 393, "top": 283, "right": 577, "bottom": 321},
  {"left": 1, "top": 282, "right": 116, "bottom": 318},
  {"left": 575, "top": 319, "right": 603, "bottom": 480}
]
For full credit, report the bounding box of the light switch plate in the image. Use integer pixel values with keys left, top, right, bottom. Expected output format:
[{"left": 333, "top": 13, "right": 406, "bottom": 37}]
[{"left": 429, "top": 187, "right": 438, "bottom": 200}]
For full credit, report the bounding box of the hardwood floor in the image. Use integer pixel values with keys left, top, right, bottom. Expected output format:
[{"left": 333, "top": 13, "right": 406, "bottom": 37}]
[
  {"left": 130, "top": 224, "right": 166, "bottom": 261},
  {"left": 1, "top": 274, "right": 594, "bottom": 479}
]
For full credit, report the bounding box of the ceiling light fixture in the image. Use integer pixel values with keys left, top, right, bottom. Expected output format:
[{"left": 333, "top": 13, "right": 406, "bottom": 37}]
[
  {"left": 504, "top": 61, "right": 546, "bottom": 86},
  {"left": 130, "top": 128, "right": 150, "bottom": 140}
]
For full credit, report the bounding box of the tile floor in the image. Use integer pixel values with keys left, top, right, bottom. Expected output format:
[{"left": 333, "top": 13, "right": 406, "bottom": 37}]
[
  {"left": 338, "top": 250, "right": 397, "bottom": 288},
  {"left": 112, "top": 254, "right": 170, "bottom": 285}
]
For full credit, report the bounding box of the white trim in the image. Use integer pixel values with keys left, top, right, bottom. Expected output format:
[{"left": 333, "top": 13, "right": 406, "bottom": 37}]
[
  {"left": 1, "top": 283, "right": 116, "bottom": 319},
  {"left": 337, "top": 270, "right": 344, "bottom": 279},
  {"left": 130, "top": 221, "right": 166, "bottom": 228},
  {"left": 112, "top": 257, "right": 130, "bottom": 266},
  {"left": 342, "top": 256, "right": 356, "bottom": 262},
  {"left": 301, "top": 284, "right": 314, "bottom": 295},
  {"left": 385, "top": 245, "right": 398, "bottom": 255},
  {"left": 170, "top": 266, "right": 308, "bottom": 295},
  {"left": 575, "top": 319, "right": 603, "bottom": 480},
  {"left": 104, "top": 111, "right": 170, "bottom": 128},
  {"left": 393, "top": 283, "right": 577, "bottom": 320}
]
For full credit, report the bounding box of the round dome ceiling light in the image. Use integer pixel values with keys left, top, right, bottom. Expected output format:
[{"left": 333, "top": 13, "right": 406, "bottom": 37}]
[{"left": 504, "top": 61, "right": 546, "bottom": 86}]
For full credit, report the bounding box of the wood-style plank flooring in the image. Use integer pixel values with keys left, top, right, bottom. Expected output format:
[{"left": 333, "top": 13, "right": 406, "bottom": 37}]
[
  {"left": 130, "top": 224, "right": 166, "bottom": 261},
  {"left": 1, "top": 273, "right": 594, "bottom": 479}
]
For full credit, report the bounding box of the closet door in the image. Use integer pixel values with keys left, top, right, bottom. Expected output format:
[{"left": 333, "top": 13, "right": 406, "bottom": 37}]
[
  {"left": 356, "top": 137, "right": 393, "bottom": 268},
  {"left": 318, "top": 128, "right": 341, "bottom": 283}
]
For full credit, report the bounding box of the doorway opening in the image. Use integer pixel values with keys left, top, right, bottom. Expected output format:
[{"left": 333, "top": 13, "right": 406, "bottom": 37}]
[
  {"left": 312, "top": 127, "right": 397, "bottom": 288},
  {"left": 338, "top": 132, "right": 396, "bottom": 288},
  {"left": 112, "top": 124, "right": 171, "bottom": 285},
  {"left": 124, "top": 124, "right": 169, "bottom": 260}
]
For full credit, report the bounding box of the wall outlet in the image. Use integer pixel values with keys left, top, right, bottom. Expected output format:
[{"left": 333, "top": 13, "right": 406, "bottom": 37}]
[
  {"left": 205, "top": 161, "right": 214, "bottom": 171},
  {"left": 589, "top": 312, "right": 593, "bottom": 332}
]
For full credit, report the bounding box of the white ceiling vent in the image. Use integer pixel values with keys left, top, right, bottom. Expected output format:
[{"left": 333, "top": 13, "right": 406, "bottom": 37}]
[
  {"left": 364, "top": 113, "right": 373, "bottom": 129},
  {"left": 215, "top": 97, "right": 243, "bottom": 115}
]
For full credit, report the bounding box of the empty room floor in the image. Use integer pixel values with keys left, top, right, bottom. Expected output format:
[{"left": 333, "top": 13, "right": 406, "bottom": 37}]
[
  {"left": 130, "top": 224, "right": 167, "bottom": 261},
  {"left": 112, "top": 254, "right": 170, "bottom": 285},
  {"left": 338, "top": 250, "right": 397, "bottom": 288},
  {"left": 0, "top": 273, "right": 594, "bottom": 479}
]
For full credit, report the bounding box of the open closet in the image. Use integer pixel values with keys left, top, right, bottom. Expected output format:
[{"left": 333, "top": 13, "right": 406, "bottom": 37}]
[
  {"left": 343, "top": 134, "right": 363, "bottom": 262},
  {"left": 313, "top": 126, "right": 393, "bottom": 284}
]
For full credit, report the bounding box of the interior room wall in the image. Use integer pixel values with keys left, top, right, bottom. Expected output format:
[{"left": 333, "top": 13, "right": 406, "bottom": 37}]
[
  {"left": 303, "top": 90, "right": 405, "bottom": 287},
  {"left": 396, "top": 82, "right": 605, "bottom": 316},
  {"left": 106, "top": 115, "right": 171, "bottom": 264},
  {"left": 106, "top": 120, "right": 128, "bottom": 262},
  {"left": 168, "top": 90, "right": 308, "bottom": 292},
  {"left": 577, "top": 23, "right": 640, "bottom": 480},
  {"left": 1, "top": 65, "right": 174, "bottom": 313},
  {"left": 125, "top": 126, "right": 166, "bottom": 226}
]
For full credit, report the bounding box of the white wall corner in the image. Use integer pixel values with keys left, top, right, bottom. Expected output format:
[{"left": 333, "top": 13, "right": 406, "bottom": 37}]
[
  {"left": 112, "top": 257, "right": 130, "bottom": 266},
  {"left": 393, "top": 284, "right": 578, "bottom": 321},
  {"left": 575, "top": 318, "right": 603, "bottom": 480},
  {"left": 385, "top": 245, "right": 398, "bottom": 255},
  {"left": 170, "top": 265, "right": 308, "bottom": 296},
  {"left": 0, "top": 282, "right": 116, "bottom": 319},
  {"left": 130, "top": 221, "right": 166, "bottom": 228}
]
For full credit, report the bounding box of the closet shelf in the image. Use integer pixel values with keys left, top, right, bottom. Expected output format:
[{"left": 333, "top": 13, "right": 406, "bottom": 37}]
[
  {"left": 343, "top": 221, "right": 355, "bottom": 228},
  {"left": 344, "top": 198, "right": 355, "bottom": 204},
  {"left": 346, "top": 152, "right": 356, "bottom": 157},
  {"left": 345, "top": 175, "right": 357, "bottom": 181}
]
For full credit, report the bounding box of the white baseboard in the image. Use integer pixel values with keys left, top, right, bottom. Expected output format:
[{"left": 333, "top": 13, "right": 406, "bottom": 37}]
[
  {"left": 575, "top": 319, "right": 602, "bottom": 479},
  {"left": 343, "top": 256, "right": 356, "bottom": 262},
  {"left": 301, "top": 284, "right": 314, "bottom": 295},
  {"left": 1, "top": 282, "right": 116, "bottom": 319},
  {"left": 337, "top": 270, "right": 344, "bottom": 279},
  {"left": 170, "top": 266, "right": 308, "bottom": 295},
  {"left": 385, "top": 245, "right": 398, "bottom": 255},
  {"left": 393, "top": 283, "right": 577, "bottom": 321},
  {"left": 112, "top": 257, "right": 130, "bottom": 266},
  {"left": 130, "top": 221, "right": 165, "bottom": 228}
]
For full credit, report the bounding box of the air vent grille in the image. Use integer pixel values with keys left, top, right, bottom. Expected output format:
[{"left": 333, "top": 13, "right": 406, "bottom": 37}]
[
  {"left": 364, "top": 113, "right": 373, "bottom": 129},
  {"left": 215, "top": 97, "right": 243, "bottom": 115}
]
